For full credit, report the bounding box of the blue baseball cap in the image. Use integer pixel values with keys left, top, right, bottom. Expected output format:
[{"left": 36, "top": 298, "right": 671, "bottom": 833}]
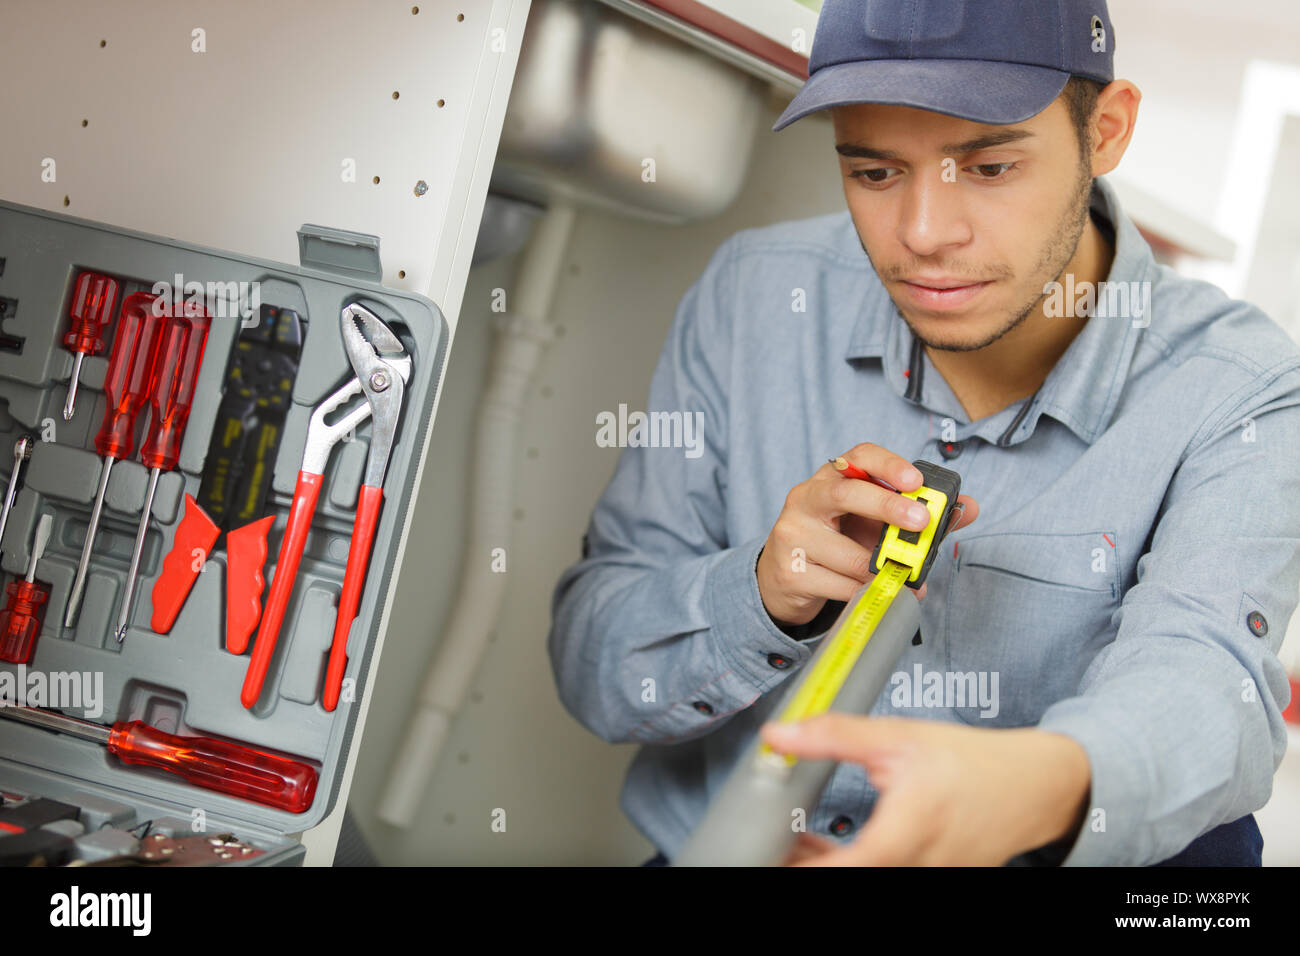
[{"left": 773, "top": 0, "right": 1115, "bottom": 131}]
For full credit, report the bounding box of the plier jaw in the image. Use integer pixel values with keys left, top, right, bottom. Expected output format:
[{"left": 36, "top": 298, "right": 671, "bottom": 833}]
[
  {"left": 299, "top": 305, "right": 412, "bottom": 475},
  {"left": 342, "top": 303, "right": 410, "bottom": 489},
  {"left": 240, "top": 303, "right": 411, "bottom": 710}
]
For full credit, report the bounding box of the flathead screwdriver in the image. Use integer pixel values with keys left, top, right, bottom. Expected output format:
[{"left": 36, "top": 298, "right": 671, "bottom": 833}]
[
  {"left": 65, "top": 292, "right": 166, "bottom": 628},
  {"left": 115, "top": 302, "right": 211, "bottom": 643},
  {"left": 0, "top": 704, "right": 318, "bottom": 812},
  {"left": 0, "top": 514, "right": 53, "bottom": 664}
]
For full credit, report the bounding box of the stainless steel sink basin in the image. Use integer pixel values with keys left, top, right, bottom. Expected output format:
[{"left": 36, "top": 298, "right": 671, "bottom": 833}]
[{"left": 492, "top": 0, "right": 766, "bottom": 224}]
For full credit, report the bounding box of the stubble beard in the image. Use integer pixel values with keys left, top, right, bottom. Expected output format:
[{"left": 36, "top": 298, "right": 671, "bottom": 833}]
[{"left": 862, "top": 165, "right": 1095, "bottom": 353}]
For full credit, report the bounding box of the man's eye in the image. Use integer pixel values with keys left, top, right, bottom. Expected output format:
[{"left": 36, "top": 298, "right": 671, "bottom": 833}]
[
  {"left": 970, "top": 162, "right": 1016, "bottom": 179},
  {"left": 849, "top": 168, "right": 895, "bottom": 184}
]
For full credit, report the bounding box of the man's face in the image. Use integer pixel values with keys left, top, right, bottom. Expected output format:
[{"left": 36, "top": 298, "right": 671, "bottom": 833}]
[{"left": 831, "top": 98, "right": 1093, "bottom": 352}]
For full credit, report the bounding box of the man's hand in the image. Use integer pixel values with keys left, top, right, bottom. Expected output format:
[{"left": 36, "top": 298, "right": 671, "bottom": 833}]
[
  {"left": 756, "top": 443, "right": 979, "bottom": 627},
  {"left": 760, "top": 714, "right": 1091, "bottom": 866}
]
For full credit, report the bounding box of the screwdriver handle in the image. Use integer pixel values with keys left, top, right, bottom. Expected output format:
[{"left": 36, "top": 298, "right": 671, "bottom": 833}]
[
  {"left": 0, "top": 580, "right": 49, "bottom": 664},
  {"left": 107, "top": 720, "right": 318, "bottom": 813},
  {"left": 95, "top": 293, "right": 165, "bottom": 462},
  {"left": 142, "top": 305, "right": 212, "bottom": 473},
  {"left": 63, "top": 272, "right": 120, "bottom": 355}
]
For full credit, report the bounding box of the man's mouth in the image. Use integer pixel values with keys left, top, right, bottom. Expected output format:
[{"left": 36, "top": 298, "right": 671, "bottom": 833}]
[{"left": 898, "top": 277, "right": 992, "bottom": 311}]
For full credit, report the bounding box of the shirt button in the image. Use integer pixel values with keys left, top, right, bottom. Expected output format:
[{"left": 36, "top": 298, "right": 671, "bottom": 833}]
[
  {"left": 1247, "top": 611, "right": 1268, "bottom": 637},
  {"left": 767, "top": 653, "right": 792, "bottom": 670},
  {"left": 829, "top": 815, "right": 854, "bottom": 837},
  {"left": 693, "top": 701, "right": 715, "bottom": 716},
  {"left": 939, "top": 440, "right": 963, "bottom": 460}
]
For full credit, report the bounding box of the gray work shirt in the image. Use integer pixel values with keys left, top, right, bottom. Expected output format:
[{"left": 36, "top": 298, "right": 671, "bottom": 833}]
[{"left": 547, "top": 176, "right": 1300, "bottom": 865}]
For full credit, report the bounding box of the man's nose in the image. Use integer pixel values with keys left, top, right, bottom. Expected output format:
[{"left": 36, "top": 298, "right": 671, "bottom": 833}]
[{"left": 895, "top": 171, "right": 972, "bottom": 258}]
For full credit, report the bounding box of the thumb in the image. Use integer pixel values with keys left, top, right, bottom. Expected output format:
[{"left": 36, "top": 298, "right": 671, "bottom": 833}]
[{"left": 761, "top": 713, "right": 914, "bottom": 773}]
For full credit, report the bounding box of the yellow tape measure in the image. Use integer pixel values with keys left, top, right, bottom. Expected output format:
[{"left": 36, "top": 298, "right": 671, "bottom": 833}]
[{"left": 759, "top": 464, "right": 957, "bottom": 770}]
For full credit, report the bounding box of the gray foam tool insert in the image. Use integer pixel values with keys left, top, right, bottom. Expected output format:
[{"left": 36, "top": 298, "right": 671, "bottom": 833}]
[
  {"left": 75, "top": 571, "right": 121, "bottom": 650},
  {"left": 4, "top": 382, "right": 45, "bottom": 427},
  {"left": 146, "top": 816, "right": 201, "bottom": 837},
  {"left": 152, "top": 471, "right": 183, "bottom": 526},
  {"left": 71, "top": 827, "right": 141, "bottom": 862},
  {"left": 278, "top": 586, "right": 336, "bottom": 705},
  {"left": 328, "top": 437, "right": 366, "bottom": 510},
  {"left": 105, "top": 460, "right": 149, "bottom": 514},
  {"left": 0, "top": 489, "right": 40, "bottom": 575},
  {"left": 62, "top": 790, "right": 137, "bottom": 829},
  {"left": 78, "top": 356, "right": 109, "bottom": 393},
  {"left": 25, "top": 441, "right": 101, "bottom": 504},
  {"left": 40, "top": 818, "right": 86, "bottom": 838}
]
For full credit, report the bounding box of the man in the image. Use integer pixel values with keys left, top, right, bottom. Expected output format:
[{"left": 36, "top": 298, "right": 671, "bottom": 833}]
[{"left": 548, "top": 0, "right": 1300, "bottom": 865}]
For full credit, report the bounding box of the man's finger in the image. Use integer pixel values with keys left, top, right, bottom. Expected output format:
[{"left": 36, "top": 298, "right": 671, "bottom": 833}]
[
  {"left": 760, "top": 713, "right": 915, "bottom": 770},
  {"left": 794, "top": 794, "right": 930, "bottom": 867},
  {"left": 782, "top": 831, "right": 839, "bottom": 865}
]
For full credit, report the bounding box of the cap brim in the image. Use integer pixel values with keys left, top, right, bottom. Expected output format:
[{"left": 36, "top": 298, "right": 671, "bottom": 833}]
[{"left": 772, "top": 58, "right": 1070, "bottom": 131}]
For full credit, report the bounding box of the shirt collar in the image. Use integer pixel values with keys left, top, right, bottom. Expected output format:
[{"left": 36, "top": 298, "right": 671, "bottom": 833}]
[{"left": 843, "top": 176, "right": 1156, "bottom": 445}]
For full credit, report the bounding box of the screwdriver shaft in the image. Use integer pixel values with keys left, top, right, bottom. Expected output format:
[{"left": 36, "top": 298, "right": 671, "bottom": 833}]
[
  {"left": 0, "top": 703, "right": 110, "bottom": 744},
  {"left": 26, "top": 513, "right": 51, "bottom": 582},
  {"left": 64, "top": 456, "right": 113, "bottom": 628},
  {"left": 0, "top": 436, "right": 32, "bottom": 557},
  {"left": 115, "top": 468, "right": 160, "bottom": 644},
  {"left": 62, "top": 353, "right": 86, "bottom": 421}
]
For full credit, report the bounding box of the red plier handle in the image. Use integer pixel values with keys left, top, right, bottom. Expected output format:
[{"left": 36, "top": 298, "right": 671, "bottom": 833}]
[
  {"left": 239, "top": 303, "right": 409, "bottom": 710},
  {"left": 240, "top": 470, "right": 323, "bottom": 709},
  {"left": 322, "top": 483, "right": 384, "bottom": 711}
]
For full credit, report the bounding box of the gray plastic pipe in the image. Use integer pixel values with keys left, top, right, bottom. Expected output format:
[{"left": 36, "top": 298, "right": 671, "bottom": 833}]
[
  {"left": 673, "top": 582, "right": 921, "bottom": 866},
  {"left": 377, "top": 200, "right": 577, "bottom": 828}
]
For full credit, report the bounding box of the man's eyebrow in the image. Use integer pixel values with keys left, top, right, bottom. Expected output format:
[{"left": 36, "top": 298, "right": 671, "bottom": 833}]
[{"left": 834, "top": 128, "right": 1036, "bottom": 161}]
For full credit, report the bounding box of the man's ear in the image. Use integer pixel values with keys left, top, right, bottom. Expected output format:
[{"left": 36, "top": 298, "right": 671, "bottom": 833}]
[{"left": 1090, "top": 80, "right": 1141, "bottom": 178}]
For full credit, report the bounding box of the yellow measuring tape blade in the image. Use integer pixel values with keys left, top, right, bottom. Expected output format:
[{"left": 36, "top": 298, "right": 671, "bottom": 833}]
[{"left": 759, "top": 560, "right": 912, "bottom": 767}]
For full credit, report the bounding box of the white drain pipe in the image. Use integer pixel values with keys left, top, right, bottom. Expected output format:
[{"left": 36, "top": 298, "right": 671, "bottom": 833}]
[{"left": 378, "top": 200, "right": 576, "bottom": 827}]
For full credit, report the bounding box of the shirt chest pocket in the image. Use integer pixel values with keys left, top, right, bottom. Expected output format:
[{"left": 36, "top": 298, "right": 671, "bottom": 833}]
[{"left": 943, "top": 531, "right": 1121, "bottom": 728}]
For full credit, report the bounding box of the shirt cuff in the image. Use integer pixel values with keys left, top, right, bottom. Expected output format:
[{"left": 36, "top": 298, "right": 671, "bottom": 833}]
[
  {"left": 778, "top": 594, "right": 847, "bottom": 642},
  {"left": 1035, "top": 698, "right": 1150, "bottom": 865},
  {"left": 704, "top": 536, "right": 829, "bottom": 691},
  {"left": 751, "top": 545, "right": 845, "bottom": 643}
]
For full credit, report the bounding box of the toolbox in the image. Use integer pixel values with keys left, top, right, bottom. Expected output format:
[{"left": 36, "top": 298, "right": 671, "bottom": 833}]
[{"left": 0, "top": 200, "right": 448, "bottom": 866}]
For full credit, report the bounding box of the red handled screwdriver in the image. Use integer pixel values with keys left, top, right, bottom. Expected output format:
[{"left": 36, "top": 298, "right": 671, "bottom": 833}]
[
  {"left": 0, "top": 705, "right": 317, "bottom": 813},
  {"left": 62, "top": 271, "right": 121, "bottom": 421},
  {"left": 0, "top": 514, "right": 52, "bottom": 664},
  {"left": 65, "top": 292, "right": 166, "bottom": 628},
  {"left": 115, "top": 302, "right": 211, "bottom": 643}
]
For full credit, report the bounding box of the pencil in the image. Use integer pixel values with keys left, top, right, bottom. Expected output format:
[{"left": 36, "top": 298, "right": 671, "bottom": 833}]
[{"left": 827, "top": 456, "right": 897, "bottom": 491}]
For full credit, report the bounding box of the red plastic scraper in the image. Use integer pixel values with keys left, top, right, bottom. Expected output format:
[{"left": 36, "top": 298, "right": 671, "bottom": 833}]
[
  {"left": 224, "top": 516, "right": 273, "bottom": 654},
  {"left": 150, "top": 494, "right": 220, "bottom": 634}
]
